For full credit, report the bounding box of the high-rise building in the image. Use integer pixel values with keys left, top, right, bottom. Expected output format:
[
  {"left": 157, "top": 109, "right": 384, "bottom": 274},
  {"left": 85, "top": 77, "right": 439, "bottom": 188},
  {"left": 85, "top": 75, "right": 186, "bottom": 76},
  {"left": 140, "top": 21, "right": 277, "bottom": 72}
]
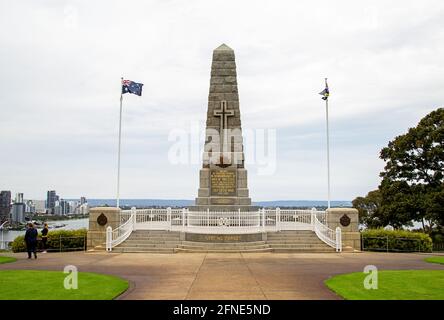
[
  {"left": 46, "top": 190, "right": 57, "bottom": 214},
  {"left": 25, "top": 200, "right": 36, "bottom": 214},
  {"left": 68, "top": 201, "right": 78, "bottom": 214},
  {"left": 78, "top": 203, "right": 89, "bottom": 215},
  {"left": 53, "top": 200, "right": 61, "bottom": 215},
  {"left": 60, "top": 199, "right": 70, "bottom": 215},
  {"left": 11, "top": 203, "right": 25, "bottom": 223},
  {"left": 80, "top": 197, "right": 87, "bottom": 205},
  {"left": 31, "top": 200, "right": 46, "bottom": 213},
  {"left": 16, "top": 193, "right": 24, "bottom": 203},
  {"left": 11, "top": 193, "right": 25, "bottom": 223},
  {"left": 0, "top": 191, "right": 12, "bottom": 222}
]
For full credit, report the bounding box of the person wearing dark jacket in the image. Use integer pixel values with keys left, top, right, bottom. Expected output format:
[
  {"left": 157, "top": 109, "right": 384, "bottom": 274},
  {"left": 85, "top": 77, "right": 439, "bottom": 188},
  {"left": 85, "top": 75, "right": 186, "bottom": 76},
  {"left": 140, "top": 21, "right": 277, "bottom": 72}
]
[
  {"left": 24, "top": 223, "right": 38, "bottom": 259},
  {"left": 41, "top": 223, "right": 49, "bottom": 253}
]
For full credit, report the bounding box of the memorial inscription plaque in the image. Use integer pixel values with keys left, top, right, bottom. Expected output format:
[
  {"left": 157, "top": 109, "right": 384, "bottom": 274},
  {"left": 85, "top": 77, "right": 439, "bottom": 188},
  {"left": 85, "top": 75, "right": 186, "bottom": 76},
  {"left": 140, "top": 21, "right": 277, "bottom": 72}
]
[{"left": 211, "top": 170, "right": 236, "bottom": 196}]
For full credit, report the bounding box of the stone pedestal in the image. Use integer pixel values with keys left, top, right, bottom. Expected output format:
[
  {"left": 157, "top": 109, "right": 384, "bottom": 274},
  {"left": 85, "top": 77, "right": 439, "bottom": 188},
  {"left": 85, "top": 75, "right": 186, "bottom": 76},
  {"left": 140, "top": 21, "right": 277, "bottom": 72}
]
[
  {"left": 326, "top": 208, "right": 361, "bottom": 252},
  {"left": 87, "top": 207, "right": 121, "bottom": 250}
]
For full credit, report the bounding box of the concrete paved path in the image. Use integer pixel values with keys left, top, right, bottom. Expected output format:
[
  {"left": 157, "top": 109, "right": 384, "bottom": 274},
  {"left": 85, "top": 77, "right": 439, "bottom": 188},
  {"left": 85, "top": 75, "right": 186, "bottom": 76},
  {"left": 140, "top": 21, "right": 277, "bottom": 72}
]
[{"left": 1, "top": 251, "right": 443, "bottom": 299}]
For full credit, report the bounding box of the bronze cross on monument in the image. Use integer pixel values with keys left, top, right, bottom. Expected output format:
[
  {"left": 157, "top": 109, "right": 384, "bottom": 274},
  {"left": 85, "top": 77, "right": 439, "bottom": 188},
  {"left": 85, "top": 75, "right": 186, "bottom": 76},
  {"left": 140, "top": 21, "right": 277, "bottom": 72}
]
[{"left": 213, "top": 100, "right": 234, "bottom": 166}]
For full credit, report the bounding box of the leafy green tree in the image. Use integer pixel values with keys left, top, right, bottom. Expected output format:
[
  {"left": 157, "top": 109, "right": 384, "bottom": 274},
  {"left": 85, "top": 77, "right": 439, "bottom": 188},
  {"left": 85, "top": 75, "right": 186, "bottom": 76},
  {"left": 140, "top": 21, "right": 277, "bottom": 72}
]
[
  {"left": 379, "top": 108, "right": 444, "bottom": 230},
  {"left": 352, "top": 190, "right": 384, "bottom": 228}
]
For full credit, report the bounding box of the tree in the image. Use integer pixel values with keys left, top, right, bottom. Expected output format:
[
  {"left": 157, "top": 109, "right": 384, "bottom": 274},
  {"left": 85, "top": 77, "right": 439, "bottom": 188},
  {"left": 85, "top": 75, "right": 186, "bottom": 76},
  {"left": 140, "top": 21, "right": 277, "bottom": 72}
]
[
  {"left": 352, "top": 190, "right": 383, "bottom": 228},
  {"left": 379, "top": 107, "right": 444, "bottom": 230}
]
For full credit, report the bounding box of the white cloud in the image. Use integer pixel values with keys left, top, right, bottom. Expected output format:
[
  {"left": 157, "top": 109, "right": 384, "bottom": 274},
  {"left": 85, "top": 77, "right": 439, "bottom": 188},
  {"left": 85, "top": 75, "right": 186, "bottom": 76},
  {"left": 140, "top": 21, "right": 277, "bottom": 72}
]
[{"left": 0, "top": 0, "right": 443, "bottom": 200}]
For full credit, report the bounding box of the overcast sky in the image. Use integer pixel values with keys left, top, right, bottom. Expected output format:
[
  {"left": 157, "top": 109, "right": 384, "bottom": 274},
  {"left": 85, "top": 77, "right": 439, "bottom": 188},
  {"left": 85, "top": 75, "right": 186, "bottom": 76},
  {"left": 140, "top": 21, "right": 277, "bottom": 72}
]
[{"left": 0, "top": 0, "right": 443, "bottom": 201}]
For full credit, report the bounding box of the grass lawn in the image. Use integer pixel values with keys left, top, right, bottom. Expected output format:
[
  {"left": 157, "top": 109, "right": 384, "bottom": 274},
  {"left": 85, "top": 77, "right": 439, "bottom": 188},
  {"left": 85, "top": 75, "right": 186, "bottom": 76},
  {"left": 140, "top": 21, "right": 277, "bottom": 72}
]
[
  {"left": 425, "top": 256, "right": 444, "bottom": 265},
  {"left": 0, "top": 256, "right": 17, "bottom": 264},
  {"left": 325, "top": 270, "right": 444, "bottom": 300},
  {"left": 0, "top": 270, "right": 128, "bottom": 300}
]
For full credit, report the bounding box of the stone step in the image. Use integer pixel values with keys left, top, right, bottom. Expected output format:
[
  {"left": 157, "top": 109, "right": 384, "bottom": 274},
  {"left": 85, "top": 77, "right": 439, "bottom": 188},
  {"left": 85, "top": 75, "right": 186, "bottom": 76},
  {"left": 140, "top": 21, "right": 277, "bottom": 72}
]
[
  {"left": 125, "top": 237, "right": 181, "bottom": 242},
  {"left": 129, "top": 234, "right": 181, "bottom": 238},
  {"left": 267, "top": 238, "right": 322, "bottom": 242},
  {"left": 267, "top": 231, "right": 316, "bottom": 234},
  {"left": 130, "top": 234, "right": 180, "bottom": 239},
  {"left": 266, "top": 239, "right": 325, "bottom": 244},
  {"left": 272, "top": 248, "right": 335, "bottom": 253},
  {"left": 267, "top": 234, "right": 322, "bottom": 238},
  {"left": 91, "top": 245, "right": 106, "bottom": 251},
  {"left": 131, "top": 231, "right": 180, "bottom": 237},
  {"left": 176, "top": 248, "right": 273, "bottom": 253},
  {"left": 267, "top": 232, "right": 316, "bottom": 238},
  {"left": 130, "top": 231, "right": 180, "bottom": 234},
  {"left": 122, "top": 240, "right": 181, "bottom": 244},
  {"left": 117, "top": 243, "right": 180, "bottom": 248},
  {"left": 179, "top": 244, "right": 269, "bottom": 250},
  {"left": 268, "top": 244, "right": 332, "bottom": 249},
  {"left": 268, "top": 231, "right": 314, "bottom": 234},
  {"left": 266, "top": 235, "right": 320, "bottom": 239},
  {"left": 182, "top": 241, "right": 267, "bottom": 247},
  {"left": 112, "top": 230, "right": 337, "bottom": 253},
  {"left": 112, "top": 247, "right": 175, "bottom": 253}
]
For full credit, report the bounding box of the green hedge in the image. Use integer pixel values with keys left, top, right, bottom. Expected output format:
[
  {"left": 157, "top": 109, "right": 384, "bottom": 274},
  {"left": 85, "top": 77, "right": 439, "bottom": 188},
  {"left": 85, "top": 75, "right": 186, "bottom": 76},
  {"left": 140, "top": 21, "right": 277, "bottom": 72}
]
[
  {"left": 362, "top": 229, "right": 432, "bottom": 253},
  {"left": 11, "top": 229, "right": 87, "bottom": 253}
]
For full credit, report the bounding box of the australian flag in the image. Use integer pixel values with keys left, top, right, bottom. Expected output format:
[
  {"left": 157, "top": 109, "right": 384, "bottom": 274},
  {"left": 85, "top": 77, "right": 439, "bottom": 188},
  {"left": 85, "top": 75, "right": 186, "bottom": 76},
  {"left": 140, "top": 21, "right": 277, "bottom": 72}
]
[{"left": 122, "top": 79, "right": 143, "bottom": 96}]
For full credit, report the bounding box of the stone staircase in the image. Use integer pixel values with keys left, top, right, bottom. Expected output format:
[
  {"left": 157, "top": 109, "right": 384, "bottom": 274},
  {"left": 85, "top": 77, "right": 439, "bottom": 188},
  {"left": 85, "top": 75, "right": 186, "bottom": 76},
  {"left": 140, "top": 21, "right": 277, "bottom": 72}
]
[
  {"left": 111, "top": 230, "right": 335, "bottom": 253},
  {"left": 266, "top": 230, "right": 335, "bottom": 252},
  {"left": 176, "top": 240, "right": 272, "bottom": 253},
  {"left": 113, "top": 230, "right": 181, "bottom": 253}
]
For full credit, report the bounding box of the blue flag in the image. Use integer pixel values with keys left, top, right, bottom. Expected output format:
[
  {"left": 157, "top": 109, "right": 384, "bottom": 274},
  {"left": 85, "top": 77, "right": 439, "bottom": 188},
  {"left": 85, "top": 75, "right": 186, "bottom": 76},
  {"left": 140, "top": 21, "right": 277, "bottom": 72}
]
[
  {"left": 122, "top": 79, "right": 143, "bottom": 96},
  {"left": 319, "top": 79, "right": 329, "bottom": 100}
]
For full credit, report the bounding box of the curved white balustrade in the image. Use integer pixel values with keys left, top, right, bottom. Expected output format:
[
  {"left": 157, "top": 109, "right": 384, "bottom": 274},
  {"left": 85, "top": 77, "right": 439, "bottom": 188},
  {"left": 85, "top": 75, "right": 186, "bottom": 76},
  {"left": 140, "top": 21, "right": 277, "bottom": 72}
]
[
  {"left": 106, "top": 207, "right": 342, "bottom": 252},
  {"left": 313, "top": 212, "right": 341, "bottom": 252}
]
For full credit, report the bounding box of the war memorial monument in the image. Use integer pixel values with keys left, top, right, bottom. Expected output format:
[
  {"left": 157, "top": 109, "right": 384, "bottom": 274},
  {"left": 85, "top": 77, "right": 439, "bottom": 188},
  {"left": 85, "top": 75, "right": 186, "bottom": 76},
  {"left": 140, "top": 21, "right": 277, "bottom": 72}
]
[
  {"left": 192, "top": 44, "right": 253, "bottom": 211},
  {"left": 87, "top": 44, "right": 360, "bottom": 253}
]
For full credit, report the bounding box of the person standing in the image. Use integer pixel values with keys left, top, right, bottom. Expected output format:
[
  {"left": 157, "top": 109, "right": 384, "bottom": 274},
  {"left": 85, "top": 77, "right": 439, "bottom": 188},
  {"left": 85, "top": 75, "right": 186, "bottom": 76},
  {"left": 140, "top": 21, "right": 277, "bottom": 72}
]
[
  {"left": 24, "top": 223, "right": 38, "bottom": 259},
  {"left": 41, "top": 223, "right": 49, "bottom": 253}
]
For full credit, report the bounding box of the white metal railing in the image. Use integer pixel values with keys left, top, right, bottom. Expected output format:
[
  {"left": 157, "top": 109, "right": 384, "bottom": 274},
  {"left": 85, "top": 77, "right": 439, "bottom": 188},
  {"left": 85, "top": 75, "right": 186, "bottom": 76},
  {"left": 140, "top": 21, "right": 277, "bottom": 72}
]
[
  {"left": 0, "top": 222, "right": 10, "bottom": 250},
  {"left": 106, "top": 207, "right": 342, "bottom": 252},
  {"left": 106, "top": 208, "right": 136, "bottom": 251},
  {"left": 313, "top": 211, "right": 342, "bottom": 252},
  {"left": 186, "top": 209, "right": 261, "bottom": 234},
  {"left": 0, "top": 240, "right": 12, "bottom": 250},
  {"left": 120, "top": 211, "right": 132, "bottom": 224}
]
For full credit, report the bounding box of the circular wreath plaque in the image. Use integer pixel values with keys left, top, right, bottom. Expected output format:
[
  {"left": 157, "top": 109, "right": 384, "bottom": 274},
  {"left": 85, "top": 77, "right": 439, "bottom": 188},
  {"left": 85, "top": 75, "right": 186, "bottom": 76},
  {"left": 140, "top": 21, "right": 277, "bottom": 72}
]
[
  {"left": 340, "top": 214, "right": 351, "bottom": 227},
  {"left": 97, "top": 213, "right": 108, "bottom": 226}
]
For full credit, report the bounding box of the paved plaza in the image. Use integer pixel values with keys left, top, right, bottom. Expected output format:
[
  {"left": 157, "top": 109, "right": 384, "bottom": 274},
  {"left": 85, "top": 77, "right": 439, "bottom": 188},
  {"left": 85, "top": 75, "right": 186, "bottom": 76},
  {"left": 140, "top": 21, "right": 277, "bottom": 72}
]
[{"left": 1, "top": 251, "right": 443, "bottom": 300}]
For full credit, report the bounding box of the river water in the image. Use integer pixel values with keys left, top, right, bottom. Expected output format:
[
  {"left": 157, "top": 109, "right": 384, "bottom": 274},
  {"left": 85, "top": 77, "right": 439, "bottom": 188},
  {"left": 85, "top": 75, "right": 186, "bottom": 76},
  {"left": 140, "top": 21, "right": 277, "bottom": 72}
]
[{"left": 1, "top": 218, "right": 89, "bottom": 242}]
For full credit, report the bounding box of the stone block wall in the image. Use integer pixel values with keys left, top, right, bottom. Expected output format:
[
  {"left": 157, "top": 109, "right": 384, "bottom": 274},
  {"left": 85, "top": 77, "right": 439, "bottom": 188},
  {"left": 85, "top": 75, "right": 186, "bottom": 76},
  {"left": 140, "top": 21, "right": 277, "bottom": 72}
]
[
  {"left": 87, "top": 207, "right": 121, "bottom": 250},
  {"left": 326, "top": 208, "right": 361, "bottom": 252}
]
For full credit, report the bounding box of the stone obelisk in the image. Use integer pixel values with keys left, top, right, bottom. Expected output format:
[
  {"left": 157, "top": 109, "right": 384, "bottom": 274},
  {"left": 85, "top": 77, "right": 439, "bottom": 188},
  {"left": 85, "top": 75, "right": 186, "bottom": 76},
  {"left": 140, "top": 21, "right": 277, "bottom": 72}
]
[{"left": 193, "top": 44, "right": 253, "bottom": 211}]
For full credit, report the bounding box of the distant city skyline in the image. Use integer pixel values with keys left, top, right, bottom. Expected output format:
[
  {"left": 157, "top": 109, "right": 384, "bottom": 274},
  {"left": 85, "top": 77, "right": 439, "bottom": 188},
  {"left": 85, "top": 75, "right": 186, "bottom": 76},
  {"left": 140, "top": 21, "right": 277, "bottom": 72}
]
[
  {"left": 0, "top": 188, "right": 89, "bottom": 223},
  {"left": 0, "top": 190, "right": 352, "bottom": 203}
]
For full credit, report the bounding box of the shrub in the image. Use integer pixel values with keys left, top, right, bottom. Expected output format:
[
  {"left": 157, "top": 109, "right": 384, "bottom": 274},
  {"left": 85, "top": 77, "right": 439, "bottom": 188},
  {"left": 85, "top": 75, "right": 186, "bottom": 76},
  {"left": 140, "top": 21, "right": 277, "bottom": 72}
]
[
  {"left": 362, "top": 229, "right": 432, "bottom": 253},
  {"left": 11, "top": 229, "right": 87, "bottom": 253}
]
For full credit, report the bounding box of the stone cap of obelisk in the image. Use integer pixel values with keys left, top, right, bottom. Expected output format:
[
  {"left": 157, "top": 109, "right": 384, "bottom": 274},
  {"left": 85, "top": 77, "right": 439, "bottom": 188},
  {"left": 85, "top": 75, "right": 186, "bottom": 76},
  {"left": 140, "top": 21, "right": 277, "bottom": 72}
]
[
  {"left": 214, "top": 43, "right": 233, "bottom": 51},
  {"left": 207, "top": 43, "right": 240, "bottom": 129}
]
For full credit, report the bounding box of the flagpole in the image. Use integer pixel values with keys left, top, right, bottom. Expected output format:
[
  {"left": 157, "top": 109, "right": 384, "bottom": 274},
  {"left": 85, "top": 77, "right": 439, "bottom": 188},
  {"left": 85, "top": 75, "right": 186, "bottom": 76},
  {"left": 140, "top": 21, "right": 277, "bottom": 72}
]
[
  {"left": 324, "top": 78, "right": 331, "bottom": 209},
  {"left": 117, "top": 77, "right": 123, "bottom": 209}
]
